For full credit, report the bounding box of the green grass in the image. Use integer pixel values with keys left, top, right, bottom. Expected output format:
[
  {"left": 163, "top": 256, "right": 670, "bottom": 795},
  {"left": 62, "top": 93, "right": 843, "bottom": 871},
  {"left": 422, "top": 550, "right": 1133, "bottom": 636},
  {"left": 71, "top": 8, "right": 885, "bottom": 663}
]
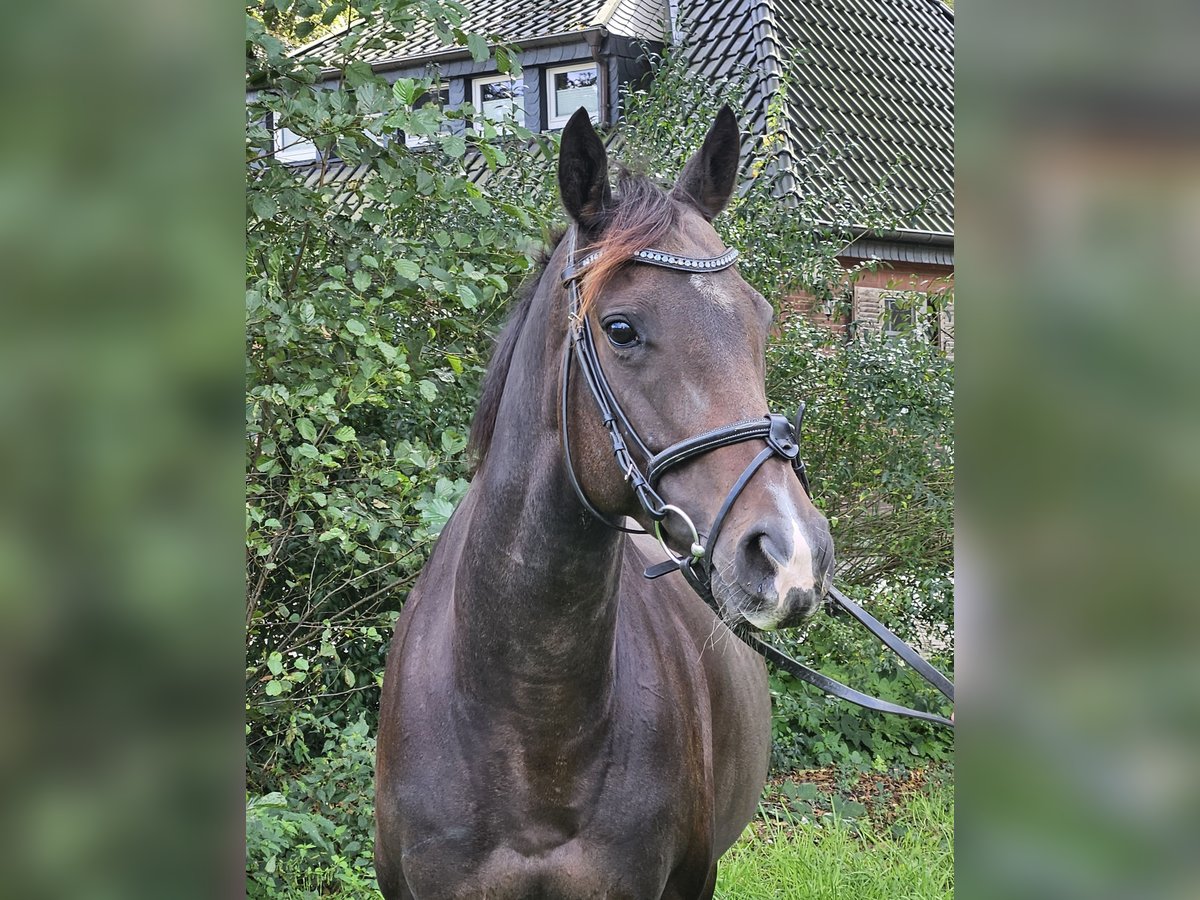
[{"left": 715, "top": 779, "right": 954, "bottom": 899}]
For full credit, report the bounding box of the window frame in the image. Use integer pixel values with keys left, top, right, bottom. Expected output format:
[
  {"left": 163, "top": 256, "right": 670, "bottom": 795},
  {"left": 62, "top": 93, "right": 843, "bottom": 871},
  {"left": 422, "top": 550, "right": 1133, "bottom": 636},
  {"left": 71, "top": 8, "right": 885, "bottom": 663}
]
[
  {"left": 884, "top": 292, "right": 935, "bottom": 342},
  {"left": 471, "top": 73, "right": 525, "bottom": 129},
  {"left": 272, "top": 118, "right": 318, "bottom": 164},
  {"left": 545, "top": 62, "right": 601, "bottom": 130},
  {"left": 404, "top": 86, "right": 451, "bottom": 149}
]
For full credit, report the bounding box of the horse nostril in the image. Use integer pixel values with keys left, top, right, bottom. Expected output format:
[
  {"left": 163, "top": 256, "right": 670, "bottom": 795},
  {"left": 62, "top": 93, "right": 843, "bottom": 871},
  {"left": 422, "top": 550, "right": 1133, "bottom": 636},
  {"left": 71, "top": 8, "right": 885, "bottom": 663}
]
[
  {"left": 737, "top": 527, "right": 791, "bottom": 578},
  {"left": 757, "top": 531, "right": 790, "bottom": 570}
]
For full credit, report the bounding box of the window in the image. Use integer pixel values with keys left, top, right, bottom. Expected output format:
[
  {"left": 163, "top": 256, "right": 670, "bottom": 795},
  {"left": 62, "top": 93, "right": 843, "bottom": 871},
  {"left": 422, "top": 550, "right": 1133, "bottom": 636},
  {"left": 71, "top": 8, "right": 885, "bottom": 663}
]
[
  {"left": 273, "top": 122, "right": 317, "bottom": 164},
  {"left": 546, "top": 63, "right": 600, "bottom": 129},
  {"left": 405, "top": 87, "right": 451, "bottom": 148},
  {"left": 853, "top": 286, "right": 939, "bottom": 342},
  {"left": 884, "top": 292, "right": 935, "bottom": 341},
  {"left": 472, "top": 75, "right": 525, "bottom": 127},
  {"left": 884, "top": 294, "right": 911, "bottom": 336},
  {"left": 937, "top": 296, "right": 954, "bottom": 355}
]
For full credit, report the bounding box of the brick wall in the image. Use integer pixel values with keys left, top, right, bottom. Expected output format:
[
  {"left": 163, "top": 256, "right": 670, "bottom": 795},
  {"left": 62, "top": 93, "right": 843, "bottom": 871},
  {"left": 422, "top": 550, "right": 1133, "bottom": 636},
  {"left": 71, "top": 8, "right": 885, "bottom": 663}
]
[{"left": 781, "top": 259, "right": 954, "bottom": 351}]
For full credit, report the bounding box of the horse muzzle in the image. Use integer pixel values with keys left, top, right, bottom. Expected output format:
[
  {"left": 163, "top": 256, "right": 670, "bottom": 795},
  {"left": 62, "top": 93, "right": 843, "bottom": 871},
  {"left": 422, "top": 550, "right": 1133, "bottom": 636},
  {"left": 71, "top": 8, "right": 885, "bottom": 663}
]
[{"left": 716, "top": 514, "right": 834, "bottom": 631}]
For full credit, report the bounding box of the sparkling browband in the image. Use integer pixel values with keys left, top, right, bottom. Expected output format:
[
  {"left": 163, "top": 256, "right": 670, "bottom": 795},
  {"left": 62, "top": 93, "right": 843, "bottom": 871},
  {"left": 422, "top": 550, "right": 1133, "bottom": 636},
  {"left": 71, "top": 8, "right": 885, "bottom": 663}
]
[{"left": 562, "top": 246, "right": 739, "bottom": 285}]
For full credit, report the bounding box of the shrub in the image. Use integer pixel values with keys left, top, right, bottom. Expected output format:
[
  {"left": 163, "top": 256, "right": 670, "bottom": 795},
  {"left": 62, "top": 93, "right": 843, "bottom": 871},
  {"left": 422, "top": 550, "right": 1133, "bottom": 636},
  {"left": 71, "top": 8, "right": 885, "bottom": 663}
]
[
  {"left": 246, "top": 716, "right": 377, "bottom": 899},
  {"left": 246, "top": 0, "right": 559, "bottom": 789},
  {"left": 765, "top": 318, "right": 954, "bottom": 770}
]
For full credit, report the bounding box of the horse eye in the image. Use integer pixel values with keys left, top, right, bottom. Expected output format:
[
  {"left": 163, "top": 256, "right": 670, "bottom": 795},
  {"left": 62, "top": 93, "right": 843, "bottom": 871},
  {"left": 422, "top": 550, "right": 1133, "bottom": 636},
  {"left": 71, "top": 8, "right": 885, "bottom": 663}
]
[{"left": 604, "top": 318, "right": 639, "bottom": 347}]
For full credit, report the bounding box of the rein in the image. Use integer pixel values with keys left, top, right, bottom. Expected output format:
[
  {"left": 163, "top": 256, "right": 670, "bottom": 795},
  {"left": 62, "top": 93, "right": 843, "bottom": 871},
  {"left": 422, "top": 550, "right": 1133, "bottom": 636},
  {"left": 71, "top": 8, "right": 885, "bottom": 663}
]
[{"left": 559, "top": 227, "right": 954, "bottom": 729}]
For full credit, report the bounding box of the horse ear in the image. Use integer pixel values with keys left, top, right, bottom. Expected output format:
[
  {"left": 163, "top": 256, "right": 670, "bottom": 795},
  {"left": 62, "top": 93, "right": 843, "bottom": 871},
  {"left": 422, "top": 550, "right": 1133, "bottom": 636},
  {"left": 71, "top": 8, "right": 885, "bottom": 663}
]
[
  {"left": 557, "top": 108, "right": 612, "bottom": 233},
  {"left": 672, "top": 105, "right": 741, "bottom": 220}
]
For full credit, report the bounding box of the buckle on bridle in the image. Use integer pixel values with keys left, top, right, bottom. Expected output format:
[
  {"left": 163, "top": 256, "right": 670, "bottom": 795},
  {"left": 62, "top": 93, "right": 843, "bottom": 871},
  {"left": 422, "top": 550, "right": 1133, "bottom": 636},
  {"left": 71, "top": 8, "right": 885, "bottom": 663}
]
[{"left": 765, "top": 413, "right": 799, "bottom": 460}]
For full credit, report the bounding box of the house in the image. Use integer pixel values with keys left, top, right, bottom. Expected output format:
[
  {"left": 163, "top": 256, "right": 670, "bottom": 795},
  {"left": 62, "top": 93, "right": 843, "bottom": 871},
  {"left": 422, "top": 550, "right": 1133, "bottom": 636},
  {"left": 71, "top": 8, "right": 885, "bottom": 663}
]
[{"left": 277, "top": 0, "right": 954, "bottom": 342}]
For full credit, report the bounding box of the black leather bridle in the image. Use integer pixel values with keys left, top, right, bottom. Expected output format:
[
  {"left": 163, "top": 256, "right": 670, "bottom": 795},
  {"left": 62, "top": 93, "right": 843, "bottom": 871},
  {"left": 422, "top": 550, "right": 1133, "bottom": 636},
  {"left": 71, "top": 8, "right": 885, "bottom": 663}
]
[{"left": 559, "top": 228, "right": 954, "bottom": 729}]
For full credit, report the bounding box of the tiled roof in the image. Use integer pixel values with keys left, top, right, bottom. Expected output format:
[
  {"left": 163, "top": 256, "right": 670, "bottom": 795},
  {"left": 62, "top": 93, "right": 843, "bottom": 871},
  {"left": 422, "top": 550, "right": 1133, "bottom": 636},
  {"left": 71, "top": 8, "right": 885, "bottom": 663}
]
[
  {"left": 679, "top": 0, "right": 954, "bottom": 237},
  {"left": 296, "top": 0, "right": 668, "bottom": 67},
  {"left": 293, "top": 0, "right": 953, "bottom": 241},
  {"left": 771, "top": 0, "right": 954, "bottom": 235}
]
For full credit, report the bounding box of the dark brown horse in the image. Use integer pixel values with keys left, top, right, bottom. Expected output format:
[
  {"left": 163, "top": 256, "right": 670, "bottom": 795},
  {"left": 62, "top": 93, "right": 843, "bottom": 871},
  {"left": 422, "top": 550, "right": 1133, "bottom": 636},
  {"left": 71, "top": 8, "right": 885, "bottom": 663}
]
[{"left": 374, "top": 107, "right": 834, "bottom": 899}]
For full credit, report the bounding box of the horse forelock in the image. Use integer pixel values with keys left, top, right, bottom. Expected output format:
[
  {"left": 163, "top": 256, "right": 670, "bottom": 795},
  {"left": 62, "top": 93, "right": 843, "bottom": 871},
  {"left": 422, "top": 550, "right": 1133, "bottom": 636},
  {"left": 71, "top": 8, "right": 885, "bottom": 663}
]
[{"left": 578, "top": 174, "right": 682, "bottom": 315}]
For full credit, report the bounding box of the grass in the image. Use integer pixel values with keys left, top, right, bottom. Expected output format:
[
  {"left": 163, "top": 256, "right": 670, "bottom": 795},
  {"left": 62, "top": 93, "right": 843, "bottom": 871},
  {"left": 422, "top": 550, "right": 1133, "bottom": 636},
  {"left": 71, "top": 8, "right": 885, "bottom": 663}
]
[
  {"left": 715, "top": 773, "right": 954, "bottom": 899},
  {"left": 248, "top": 763, "right": 953, "bottom": 899}
]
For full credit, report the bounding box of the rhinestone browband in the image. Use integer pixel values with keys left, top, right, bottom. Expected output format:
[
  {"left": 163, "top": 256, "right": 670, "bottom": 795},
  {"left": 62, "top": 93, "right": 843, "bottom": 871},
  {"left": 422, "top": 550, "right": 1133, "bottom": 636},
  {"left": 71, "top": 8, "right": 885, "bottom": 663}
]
[{"left": 562, "top": 246, "right": 739, "bottom": 285}]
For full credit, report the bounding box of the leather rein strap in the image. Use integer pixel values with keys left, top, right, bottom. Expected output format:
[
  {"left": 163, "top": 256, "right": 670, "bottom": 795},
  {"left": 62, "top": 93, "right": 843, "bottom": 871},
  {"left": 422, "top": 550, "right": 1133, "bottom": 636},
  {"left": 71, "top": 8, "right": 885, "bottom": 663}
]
[{"left": 558, "top": 227, "right": 954, "bottom": 729}]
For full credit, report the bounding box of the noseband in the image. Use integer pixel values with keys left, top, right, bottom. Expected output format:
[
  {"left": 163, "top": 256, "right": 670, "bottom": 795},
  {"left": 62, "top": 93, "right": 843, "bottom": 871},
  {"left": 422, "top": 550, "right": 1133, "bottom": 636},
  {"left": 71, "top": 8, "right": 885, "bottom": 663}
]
[{"left": 558, "top": 227, "right": 954, "bottom": 728}]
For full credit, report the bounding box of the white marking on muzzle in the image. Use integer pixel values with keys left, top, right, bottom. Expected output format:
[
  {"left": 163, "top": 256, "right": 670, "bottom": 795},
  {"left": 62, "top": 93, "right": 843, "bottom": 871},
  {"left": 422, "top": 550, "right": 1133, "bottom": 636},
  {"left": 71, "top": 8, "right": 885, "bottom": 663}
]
[
  {"left": 751, "top": 491, "right": 819, "bottom": 629},
  {"left": 730, "top": 519, "right": 819, "bottom": 632},
  {"left": 774, "top": 518, "right": 817, "bottom": 596}
]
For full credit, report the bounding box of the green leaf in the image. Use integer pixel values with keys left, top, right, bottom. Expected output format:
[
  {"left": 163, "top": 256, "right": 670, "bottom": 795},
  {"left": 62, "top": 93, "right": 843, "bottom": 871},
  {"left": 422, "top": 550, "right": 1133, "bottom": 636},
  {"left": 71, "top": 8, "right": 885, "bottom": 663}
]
[
  {"left": 456, "top": 284, "right": 479, "bottom": 309},
  {"left": 345, "top": 318, "right": 367, "bottom": 336},
  {"left": 495, "top": 45, "right": 519, "bottom": 76},
  {"left": 831, "top": 796, "right": 868, "bottom": 819},
  {"left": 320, "top": 0, "right": 347, "bottom": 24},
  {"left": 353, "top": 270, "right": 371, "bottom": 292},
  {"left": 250, "top": 193, "right": 277, "bottom": 220},
  {"left": 793, "top": 782, "right": 821, "bottom": 801},
  {"left": 334, "top": 425, "right": 356, "bottom": 442},
  {"left": 441, "top": 134, "right": 467, "bottom": 159},
  {"left": 440, "top": 429, "right": 467, "bottom": 454},
  {"left": 421, "top": 496, "right": 457, "bottom": 530},
  {"left": 264, "top": 679, "right": 282, "bottom": 697},
  {"left": 392, "top": 78, "right": 417, "bottom": 106},
  {"left": 343, "top": 61, "right": 376, "bottom": 88},
  {"left": 393, "top": 259, "right": 420, "bottom": 281},
  {"left": 266, "top": 651, "right": 284, "bottom": 676},
  {"left": 418, "top": 380, "right": 437, "bottom": 402},
  {"left": 296, "top": 417, "right": 317, "bottom": 443},
  {"left": 466, "top": 32, "right": 490, "bottom": 63},
  {"left": 446, "top": 353, "right": 463, "bottom": 374}
]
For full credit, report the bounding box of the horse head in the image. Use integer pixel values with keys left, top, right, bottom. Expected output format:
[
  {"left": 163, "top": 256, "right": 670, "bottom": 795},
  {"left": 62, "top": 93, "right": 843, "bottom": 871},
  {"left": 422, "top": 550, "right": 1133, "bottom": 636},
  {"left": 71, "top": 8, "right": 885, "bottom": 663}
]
[{"left": 557, "top": 106, "right": 834, "bottom": 631}]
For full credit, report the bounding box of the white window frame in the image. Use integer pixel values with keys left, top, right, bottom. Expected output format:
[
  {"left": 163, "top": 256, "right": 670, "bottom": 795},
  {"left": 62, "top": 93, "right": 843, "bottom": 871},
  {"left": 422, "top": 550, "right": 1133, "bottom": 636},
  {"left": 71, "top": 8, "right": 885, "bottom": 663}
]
[
  {"left": 405, "top": 86, "right": 451, "bottom": 149},
  {"left": 884, "top": 292, "right": 933, "bottom": 342},
  {"left": 273, "top": 122, "right": 317, "bottom": 164},
  {"left": 545, "top": 62, "right": 600, "bottom": 130},
  {"left": 884, "top": 293, "right": 912, "bottom": 337},
  {"left": 472, "top": 74, "right": 525, "bottom": 129}
]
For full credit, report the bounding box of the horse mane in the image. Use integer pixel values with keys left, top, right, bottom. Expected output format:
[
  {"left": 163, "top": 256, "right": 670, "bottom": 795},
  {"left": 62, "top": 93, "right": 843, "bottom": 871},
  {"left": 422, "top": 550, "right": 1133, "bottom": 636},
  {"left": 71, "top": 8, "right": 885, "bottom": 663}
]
[
  {"left": 465, "top": 236, "right": 556, "bottom": 474},
  {"left": 468, "top": 172, "right": 681, "bottom": 472}
]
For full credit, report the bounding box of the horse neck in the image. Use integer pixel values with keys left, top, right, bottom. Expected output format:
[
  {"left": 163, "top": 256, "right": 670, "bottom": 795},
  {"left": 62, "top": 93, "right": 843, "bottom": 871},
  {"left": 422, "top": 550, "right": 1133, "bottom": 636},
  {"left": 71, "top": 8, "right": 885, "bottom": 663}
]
[{"left": 453, "top": 246, "right": 625, "bottom": 724}]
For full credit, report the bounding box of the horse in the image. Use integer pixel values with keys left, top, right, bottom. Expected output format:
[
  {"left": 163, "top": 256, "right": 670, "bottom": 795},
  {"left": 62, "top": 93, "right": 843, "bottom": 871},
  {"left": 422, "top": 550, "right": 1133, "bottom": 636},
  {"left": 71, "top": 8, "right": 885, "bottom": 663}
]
[{"left": 374, "top": 106, "right": 834, "bottom": 899}]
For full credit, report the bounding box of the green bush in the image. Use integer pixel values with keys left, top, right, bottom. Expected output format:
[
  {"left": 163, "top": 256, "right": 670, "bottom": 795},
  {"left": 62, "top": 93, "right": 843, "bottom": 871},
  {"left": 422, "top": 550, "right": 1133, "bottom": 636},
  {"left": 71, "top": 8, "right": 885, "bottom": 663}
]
[
  {"left": 246, "top": 0, "right": 560, "bottom": 790},
  {"left": 246, "top": 717, "right": 377, "bottom": 899},
  {"left": 765, "top": 317, "right": 954, "bottom": 770}
]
